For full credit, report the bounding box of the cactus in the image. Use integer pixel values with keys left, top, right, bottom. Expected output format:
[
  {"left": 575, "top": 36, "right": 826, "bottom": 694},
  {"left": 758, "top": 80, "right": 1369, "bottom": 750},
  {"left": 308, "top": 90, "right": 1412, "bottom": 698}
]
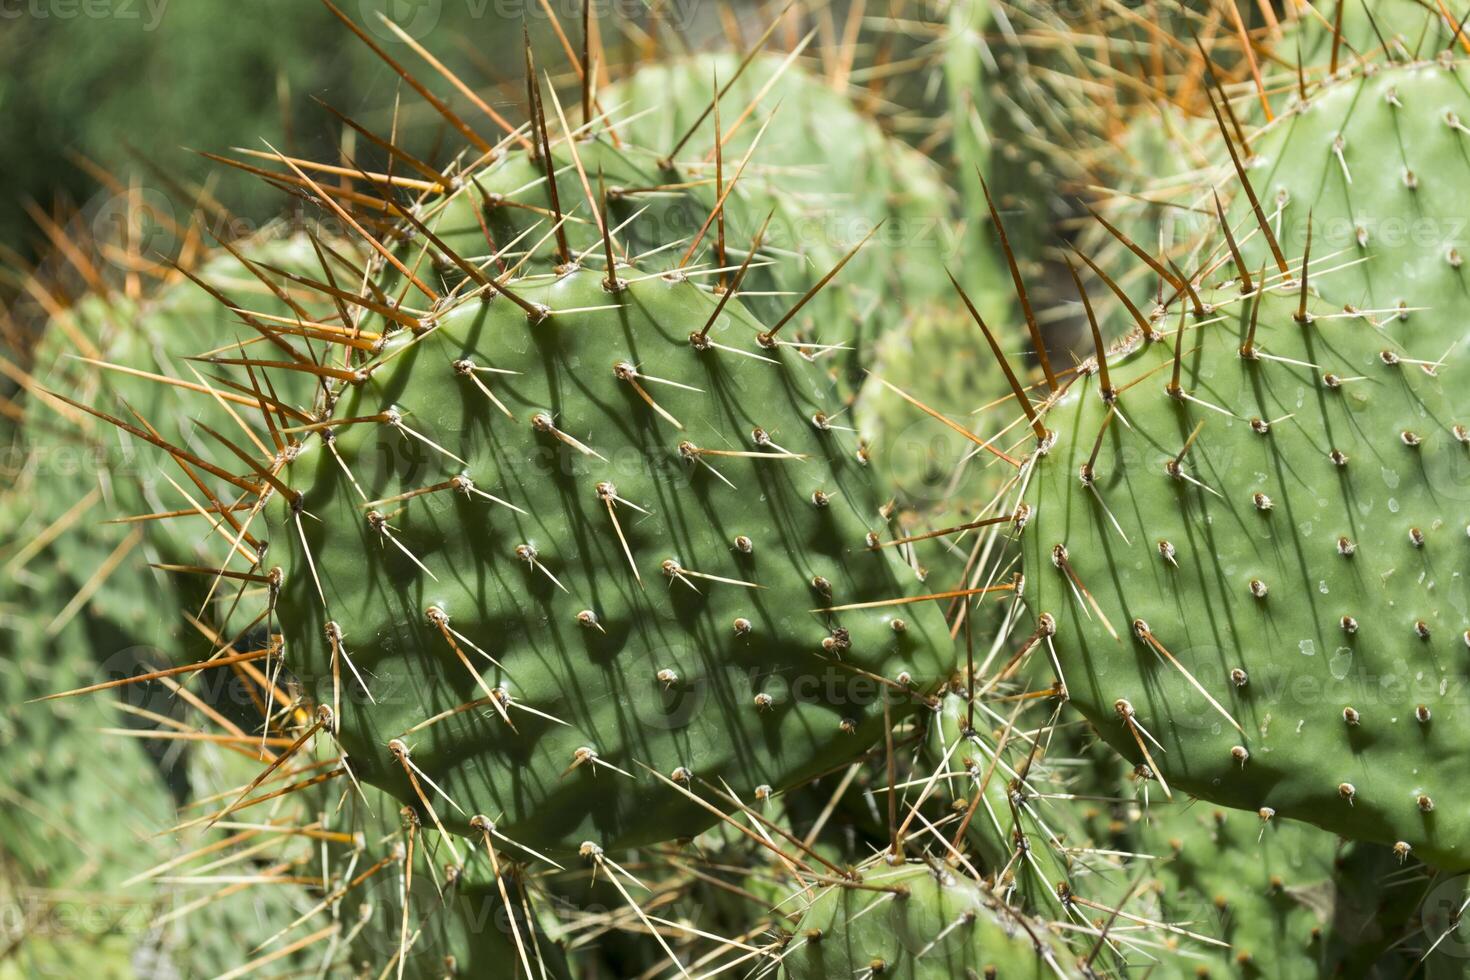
[
  {"left": 1016, "top": 269, "right": 1470, "bottom": 868},
  {"left": 925, "top": 692, "right": 1087, "bottom": 917},
  {"left": 265, "top": 261, "right": 952, "bottom": 858},
  {"left": 9, "top": 15, "right": 971, "bottom": 867},
  {"left": 318, "top": 786, "right": 571, "bottom": 980},
  {"left": 776, "top": 859, "right": 1068, "bottom": 979},
  {"left": 8, "top": 15, "right": 977, "bottom": 973},
  {"left": 387, "top": 49, "right": 956, "bottom": 402},
  {"left": 1129, "top": 802, "right": 1421, "bottom": 978},
  {"left": 1231, "top": 55, "right": 1470, "bottom": 377},
  {"left": 0, "top": 521, "right": 175, "bottom": 976},
  {"left": 607, "top": 51, "right": 958, "bottom": 313},
  {"left": 30, "top": 3, "right": 1470, "bottom": 977}
]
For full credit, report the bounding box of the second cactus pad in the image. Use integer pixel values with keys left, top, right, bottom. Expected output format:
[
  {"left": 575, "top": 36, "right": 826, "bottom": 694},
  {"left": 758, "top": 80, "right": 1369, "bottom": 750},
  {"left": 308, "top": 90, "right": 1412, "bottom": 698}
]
[
  {"left": 273, "top": 267, "right": 952, "bottom": 859},
  {"left": 1020, "top": 283, "right": 1470, "bottom": 869},
  {"left": 777, "top": 860, "right": 1065, "bottom": 979},
  {"left": 1237, "top": 57, "right": 1470, "bottom": 373}
]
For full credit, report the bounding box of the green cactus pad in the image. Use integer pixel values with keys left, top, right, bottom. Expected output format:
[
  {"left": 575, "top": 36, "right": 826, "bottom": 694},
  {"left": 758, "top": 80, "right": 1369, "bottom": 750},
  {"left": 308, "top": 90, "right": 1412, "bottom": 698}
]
[
  {"left": 1133, "top": 803, "right": 1415, "bottom": 979},
  {"left": 1020, "top": 283, "right": 1470, "bottom": 869},
  {"left": 399, "top": 51, "right": 956, "bottom": 406},
  {"left": 606, "top": 52, "right": 957, "bottom": 317},
  {"left": 926, "top": 693, "right": 1082, "bottom": 916},
  {"left": 777, "top": 860, "right": 1066, "bottom": 979},
  {"left": 271, "top": 267, "right": 953, "bottom": 858},
  {"left": 1235, "top": 57, "right": 1470, "bottom": 375}
]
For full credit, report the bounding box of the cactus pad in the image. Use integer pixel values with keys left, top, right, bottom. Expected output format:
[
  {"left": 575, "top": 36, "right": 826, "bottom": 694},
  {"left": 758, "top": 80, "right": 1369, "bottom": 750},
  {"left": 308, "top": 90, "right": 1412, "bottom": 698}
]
[
  {"left": 1237, "top": 58, "right": 1470, "bottom": 375},
  {"left": 272, "top": 267, "right": 953, "bottom": 858},
  {"left": 1020, "top": 283, "right": 1470, "bottom": 869},
  {"left": 777, "top": 860, "right": 1065, "bottom": 979}
]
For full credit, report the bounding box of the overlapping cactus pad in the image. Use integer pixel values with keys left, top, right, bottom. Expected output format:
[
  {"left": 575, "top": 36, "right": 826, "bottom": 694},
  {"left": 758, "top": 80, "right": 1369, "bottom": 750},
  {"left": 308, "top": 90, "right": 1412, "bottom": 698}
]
[
  {"left": 1237, "top": 57, "right": 1470, "bottom": 374},
  {"left": 1022, "top": 283, "right": 1470, "bottom": 868},
  {"left": 275, "top": 267, "right": 953, "bottom": 856},
  {"left": 778, "top": 860, "right": 1065, "bottom": 979},
  {"left": 1132, "top": 802, "right": 1415, "bottom": 978}
]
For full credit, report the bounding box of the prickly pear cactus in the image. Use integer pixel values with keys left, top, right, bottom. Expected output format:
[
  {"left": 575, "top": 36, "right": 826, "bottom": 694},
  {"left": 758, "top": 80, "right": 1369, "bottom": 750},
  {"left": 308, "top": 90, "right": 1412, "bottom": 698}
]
[
  {"left": 405, "top": 50, "right": 957, "bottom": 403},
  {"left": 1133, "top": 803, "right": 1413, "bottom": 979},
  {"left": 777, "top": 860, "right": 1066, "bottom": 978},
  {"left": 0, "top": 564, "right": 174, "bottom": 978},
  {"left": 856, "top": 308, "right": 1010, "bottom": 509},
  {"left": 1020, "top": 282, "right": 1470, "bottom": 869},
  {"left": 1235, "top": 56, "right": 1470, "bottom": 377},
  {"left": 926, "top": 693, "right": 1081, "bottom": 916},
  {"left": 271, "top": 265, "right": 953, "bottom": 859},
  {"left": 607, "top": 51, "right": 958, "bottom": 316}
]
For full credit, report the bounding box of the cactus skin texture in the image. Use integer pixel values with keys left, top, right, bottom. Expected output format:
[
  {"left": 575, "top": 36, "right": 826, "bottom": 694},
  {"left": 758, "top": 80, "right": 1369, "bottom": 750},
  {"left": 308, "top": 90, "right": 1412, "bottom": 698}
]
[
  {"left": 926, "top": 693, "right": 1082, "bottom": 917},
  {"left": 608, "top": 53, "right": 957, "bottom": 322},
  {"left": 1020, "top": 283, "right": 1470, "bottom": 870},
  {"left": 405, "top": 52, "right": 954, "bottom": 389},
  {"left": 1235, "top": 57, "right": 1470, "bottom": 376},
  {"left": 273, "top": 265, "right": 952, "bottom": 858},
  {"left": 777, "top": 860, "right": 1063, "bottom": 979},
  {"left": 0, "top": 523, "right": 175, "bottom": 977},
  {"left": 1132, "top": 803, "right": 1416, "bottom": 979},
  {"left": 315, "top": 787, "right": 571, "bottom": 980}
]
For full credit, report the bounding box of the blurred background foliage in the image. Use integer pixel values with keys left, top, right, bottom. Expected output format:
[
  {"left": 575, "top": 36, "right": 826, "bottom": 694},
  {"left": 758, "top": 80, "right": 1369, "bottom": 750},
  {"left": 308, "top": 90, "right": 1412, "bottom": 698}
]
[{"left": 0, "top": 0, "right": 713, "bottom": 262}]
